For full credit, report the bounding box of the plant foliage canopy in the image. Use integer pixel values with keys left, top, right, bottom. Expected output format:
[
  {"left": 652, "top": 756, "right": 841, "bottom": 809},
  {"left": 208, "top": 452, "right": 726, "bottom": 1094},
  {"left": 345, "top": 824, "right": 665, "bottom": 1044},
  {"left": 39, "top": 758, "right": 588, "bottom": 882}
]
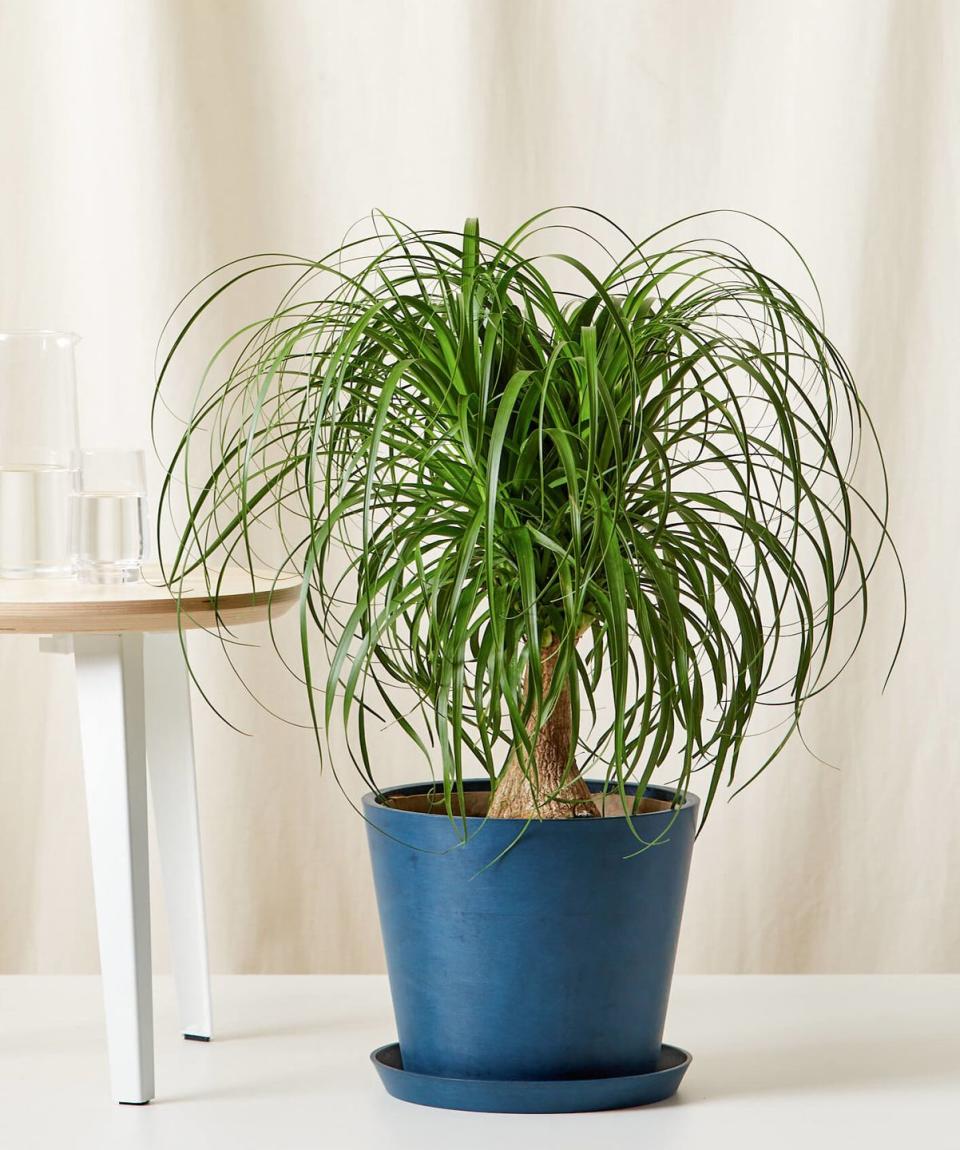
[{"left": 155, "top": 209, "right": 901, "bottom": 833}]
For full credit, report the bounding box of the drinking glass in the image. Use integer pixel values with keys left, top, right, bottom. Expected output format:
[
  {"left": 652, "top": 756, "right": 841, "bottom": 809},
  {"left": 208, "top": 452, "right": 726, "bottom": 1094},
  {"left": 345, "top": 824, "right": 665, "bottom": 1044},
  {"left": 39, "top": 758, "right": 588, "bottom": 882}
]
[
  {"left": 70, "top": 450, "right": 148, "bottom": 584},
  {"left": 0, "top": 331, "right": 80, "bottom": 577}
]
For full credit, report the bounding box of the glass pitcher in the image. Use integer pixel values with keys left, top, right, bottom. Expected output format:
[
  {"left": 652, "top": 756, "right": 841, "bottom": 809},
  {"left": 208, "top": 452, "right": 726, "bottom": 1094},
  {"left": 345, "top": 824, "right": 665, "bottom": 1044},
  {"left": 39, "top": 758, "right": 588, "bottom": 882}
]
[{"left": 0, "top": 331, "right": 80, "bottom": 578}]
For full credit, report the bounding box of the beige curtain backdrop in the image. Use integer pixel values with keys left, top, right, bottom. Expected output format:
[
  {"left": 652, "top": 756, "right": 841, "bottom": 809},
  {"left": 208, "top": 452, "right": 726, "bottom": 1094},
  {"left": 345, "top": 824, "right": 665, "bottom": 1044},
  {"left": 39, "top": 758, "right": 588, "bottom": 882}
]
[{"left": 0, "top": 0, "right": 956, "bottom": 975}]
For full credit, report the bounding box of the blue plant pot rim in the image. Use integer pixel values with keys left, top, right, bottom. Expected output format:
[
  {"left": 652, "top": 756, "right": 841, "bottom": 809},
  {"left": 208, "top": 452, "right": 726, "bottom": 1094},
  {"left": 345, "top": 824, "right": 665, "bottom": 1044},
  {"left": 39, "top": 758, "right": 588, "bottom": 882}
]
[{"left": 361, "top": 778, "right": 700, "bottom": 824}]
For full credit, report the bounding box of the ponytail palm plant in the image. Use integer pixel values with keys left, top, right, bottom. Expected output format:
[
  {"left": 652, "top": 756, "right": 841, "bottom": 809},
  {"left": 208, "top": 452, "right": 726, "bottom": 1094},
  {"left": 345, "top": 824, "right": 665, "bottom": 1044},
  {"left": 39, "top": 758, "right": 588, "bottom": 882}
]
[{"left": 155, "top": 210, "right": 898, "bottom": 831}]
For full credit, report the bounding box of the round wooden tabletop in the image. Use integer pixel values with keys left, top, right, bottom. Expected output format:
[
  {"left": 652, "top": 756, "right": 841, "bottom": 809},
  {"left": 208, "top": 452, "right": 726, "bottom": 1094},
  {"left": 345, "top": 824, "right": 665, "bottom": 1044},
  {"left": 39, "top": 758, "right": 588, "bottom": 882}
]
[{"left": 0, "top": 565, "right": 301, "bottom": 635}]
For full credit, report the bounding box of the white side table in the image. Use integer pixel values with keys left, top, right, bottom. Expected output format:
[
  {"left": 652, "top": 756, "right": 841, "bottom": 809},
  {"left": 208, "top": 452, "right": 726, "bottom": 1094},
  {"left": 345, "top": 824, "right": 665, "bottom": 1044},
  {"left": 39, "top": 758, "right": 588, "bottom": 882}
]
[{"left": 0, "top": 567, "right": 298, "bottom": 1104}]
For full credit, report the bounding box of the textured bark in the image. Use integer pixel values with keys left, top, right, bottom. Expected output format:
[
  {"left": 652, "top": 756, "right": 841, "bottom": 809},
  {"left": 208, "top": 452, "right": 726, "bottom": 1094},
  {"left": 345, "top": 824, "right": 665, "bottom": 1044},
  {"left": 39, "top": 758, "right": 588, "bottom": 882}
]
[{"left": 487, "top": 640, "right": 601, "bottom": 820}]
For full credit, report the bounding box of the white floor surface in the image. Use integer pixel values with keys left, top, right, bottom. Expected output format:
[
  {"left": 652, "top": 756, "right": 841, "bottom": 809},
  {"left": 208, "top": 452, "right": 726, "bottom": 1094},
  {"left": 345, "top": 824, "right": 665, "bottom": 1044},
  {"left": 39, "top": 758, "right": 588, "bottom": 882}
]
[{"left": 1, "top": 975, "right": 958, "bottom": 1149}]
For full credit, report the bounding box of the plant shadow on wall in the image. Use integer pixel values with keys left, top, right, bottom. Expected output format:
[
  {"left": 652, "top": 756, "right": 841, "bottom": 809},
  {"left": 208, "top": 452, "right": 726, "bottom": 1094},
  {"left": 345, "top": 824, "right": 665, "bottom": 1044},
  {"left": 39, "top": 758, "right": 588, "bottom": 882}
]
[{"left": 153, "top": 210, "right": 903, "bottom": 1113}]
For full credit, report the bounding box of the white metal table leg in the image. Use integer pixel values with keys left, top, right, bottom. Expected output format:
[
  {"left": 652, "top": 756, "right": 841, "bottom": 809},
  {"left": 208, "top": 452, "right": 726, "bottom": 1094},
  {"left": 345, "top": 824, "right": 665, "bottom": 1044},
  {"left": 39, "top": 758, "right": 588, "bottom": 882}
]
[
  {"left": 74, "top": 632, "right": 154, "bottom": 1104},
  {"left": 143, "top": 631, "right": 213, "bottom": 1041}
]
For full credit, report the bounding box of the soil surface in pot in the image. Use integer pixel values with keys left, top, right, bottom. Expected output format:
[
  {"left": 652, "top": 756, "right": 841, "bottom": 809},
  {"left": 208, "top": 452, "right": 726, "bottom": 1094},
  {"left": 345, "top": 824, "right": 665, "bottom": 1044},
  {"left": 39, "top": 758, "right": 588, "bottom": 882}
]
[{"left": 382, "top": 788, "right": 674, "bottom": 818}]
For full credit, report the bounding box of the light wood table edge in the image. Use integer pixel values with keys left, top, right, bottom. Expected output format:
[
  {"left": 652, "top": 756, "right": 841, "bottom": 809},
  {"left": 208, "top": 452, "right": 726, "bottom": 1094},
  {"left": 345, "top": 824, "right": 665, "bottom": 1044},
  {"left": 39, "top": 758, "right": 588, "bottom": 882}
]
[{"left": 0, "top": 584, "right": 300, "bottom": 635}]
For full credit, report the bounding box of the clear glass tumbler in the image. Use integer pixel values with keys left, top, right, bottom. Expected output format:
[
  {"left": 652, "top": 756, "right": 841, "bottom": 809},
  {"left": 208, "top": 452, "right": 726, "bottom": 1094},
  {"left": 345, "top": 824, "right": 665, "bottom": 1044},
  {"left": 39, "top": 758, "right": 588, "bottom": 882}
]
[
  {"left": 70, "top": 449, "right": 148, "bottom": 584},
  {"left": 0, "top": 331, "right": 81, "bottom": 578}
]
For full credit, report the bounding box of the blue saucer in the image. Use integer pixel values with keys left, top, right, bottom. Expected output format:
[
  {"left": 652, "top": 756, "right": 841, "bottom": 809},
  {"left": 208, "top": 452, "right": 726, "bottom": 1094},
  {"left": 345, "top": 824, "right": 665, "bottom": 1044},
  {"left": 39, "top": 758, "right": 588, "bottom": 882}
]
[{"left": 370, "top": 1042, "right": 692, "bottom": 1113}]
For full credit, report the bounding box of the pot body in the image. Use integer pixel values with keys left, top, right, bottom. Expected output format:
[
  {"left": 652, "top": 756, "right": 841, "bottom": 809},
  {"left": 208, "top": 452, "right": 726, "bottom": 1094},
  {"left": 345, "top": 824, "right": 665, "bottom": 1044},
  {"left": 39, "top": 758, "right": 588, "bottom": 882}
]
[{"left": 363, "top": 780, "right": 698, "bottom": 1081}]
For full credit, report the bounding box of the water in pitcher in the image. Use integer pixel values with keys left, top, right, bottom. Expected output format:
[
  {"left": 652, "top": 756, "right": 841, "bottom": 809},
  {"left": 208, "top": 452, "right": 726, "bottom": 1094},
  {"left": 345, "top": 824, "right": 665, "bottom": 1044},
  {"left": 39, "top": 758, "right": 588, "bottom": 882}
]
[
  {"left": 0, "top": 464, "right": 75, "bottom": 577},
  {"left": 70, "top": 490, "right": 146, "bottom": 582}
]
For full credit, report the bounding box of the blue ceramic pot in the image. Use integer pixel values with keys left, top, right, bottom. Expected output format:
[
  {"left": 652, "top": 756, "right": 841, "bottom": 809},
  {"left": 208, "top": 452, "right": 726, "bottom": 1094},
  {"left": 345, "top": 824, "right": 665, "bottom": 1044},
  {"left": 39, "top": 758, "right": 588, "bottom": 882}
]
[{"left": 363, "top": 779, "right": 698, "bottom": 1082}]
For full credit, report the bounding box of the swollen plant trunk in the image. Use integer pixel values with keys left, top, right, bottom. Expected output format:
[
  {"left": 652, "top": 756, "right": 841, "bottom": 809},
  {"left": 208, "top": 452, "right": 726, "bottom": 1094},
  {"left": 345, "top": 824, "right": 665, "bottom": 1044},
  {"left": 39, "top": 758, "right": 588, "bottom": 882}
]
[{"left": 488, "top": 641, "right": 601, "bottom": 819}]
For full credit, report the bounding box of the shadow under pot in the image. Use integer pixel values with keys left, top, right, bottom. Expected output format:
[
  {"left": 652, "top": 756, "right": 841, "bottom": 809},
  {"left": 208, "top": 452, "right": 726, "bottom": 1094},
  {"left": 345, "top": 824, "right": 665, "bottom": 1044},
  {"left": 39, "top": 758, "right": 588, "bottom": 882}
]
[{"left": 363, "top": 779, "right": 698, "bottom": 1112}]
